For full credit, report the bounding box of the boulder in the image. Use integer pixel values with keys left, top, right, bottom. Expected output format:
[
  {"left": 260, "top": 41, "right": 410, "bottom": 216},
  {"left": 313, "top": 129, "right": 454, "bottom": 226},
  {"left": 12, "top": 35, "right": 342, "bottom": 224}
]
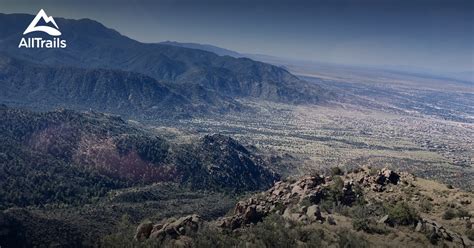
[
  {"left": 306, "top": 205, "right": 324, "bottom": 222},
  {"left": 377, "top": 215, "right": 390, "bottom": 224},
  {"left": 219, "top": 216, "right": 243, "bottom": 230},
  {"left": 173, "top": 235, "right": 194, "bottom": 248},
  {"left": 380, "top": 168, "right": 400, "bottom": 185},
  {"left": 134, "top": 221, "right": 153, "bottom": 241},
  {"left": 415, "top": 221, "right": 423, "bottom": 232},
  {"left": 243, "top": 205, "right": 260, "bottom": 224},
  {"left": 149, "top": 214, "right": 202, "bottom": 240},
  {"left": 283, "top": 208, "right": 293, "bottom": 219},
  {"left": 341, "top": 180, "right": 357, "bottom": 205},
  {"left": 417, "top": 218, "right": 468, "bottom": 246}
]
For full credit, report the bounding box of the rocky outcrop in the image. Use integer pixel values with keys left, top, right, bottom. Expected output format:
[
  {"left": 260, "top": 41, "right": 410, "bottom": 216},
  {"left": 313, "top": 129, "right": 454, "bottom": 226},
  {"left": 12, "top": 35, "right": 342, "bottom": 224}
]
[
  {"left": 218, "top": 175, "right": 329, "bottom": 229},
  {"left": 178, "top": 134, "right": 279, "bottom": 191},
  {"left": 306, "top": 205, "right": 324, "bottom": 223},
  {"left": 415, "top": 218, "right": 467, "bottom": 247},
  {"left": 136, "top": 168, "right": 472, "bottom": 247},
  {"left": 134, "top": 221, "right": 153, "bottom": 241},
  {"left": 150, "top": 215, "right": 202, "bottom": 240},
  {"left": 356, "top": 167, "right": 414, "bottom": 192},
  {"left": 134, "top": 214, "right": 202, "bottom": 245}
]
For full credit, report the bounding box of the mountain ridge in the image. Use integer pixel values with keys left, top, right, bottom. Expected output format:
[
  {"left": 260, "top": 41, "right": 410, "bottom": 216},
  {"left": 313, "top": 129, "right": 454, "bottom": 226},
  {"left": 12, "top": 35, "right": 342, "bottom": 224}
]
[
  {"left": 0, "top": 53, "right": 247, "bottom": 119},
  {"left": 0, "top": 13, "right": 325, "bottom": 109}
]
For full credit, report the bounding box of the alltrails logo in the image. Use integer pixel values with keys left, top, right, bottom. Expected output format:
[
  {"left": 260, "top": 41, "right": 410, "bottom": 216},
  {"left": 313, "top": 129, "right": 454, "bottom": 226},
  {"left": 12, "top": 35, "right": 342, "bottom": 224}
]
[{"left": 18, "top": 9, "right": 67, "bottom": 48}]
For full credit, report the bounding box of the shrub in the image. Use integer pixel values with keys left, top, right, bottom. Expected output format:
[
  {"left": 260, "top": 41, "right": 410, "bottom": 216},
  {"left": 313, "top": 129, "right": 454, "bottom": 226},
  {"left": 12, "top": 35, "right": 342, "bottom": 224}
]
[
  {"left": 336, "top": 228, "right": 369, "bottom": 248},
  {"left": 442, "top": 208, "right": 471, "bottom": 220},
  {"left": 300, "top": 197, "right": 313, "bottom": 208},
  {"left": 100, "top": 215, "right": 140, "bottom": 248},
  {"left": 351, "top": 205, "right": 389, "bottom": 235},
  {"left": 243, "top": 214, "right": 323, "bottom": 247},
  {"left": 352, "top": 184, "right": 366, "bottom": 206},
  {"left": 352, "top": 218, "right": 371, "bottom": 232},
  {"left": 387, "top": 202, "right": 418, "bottom": 226},
  {"left": 352, "top": 218, "right": 389, "bottom": 235},
  {"left": 328, "top": 176, "right": 344, "bottom": 201},
  {"left": 330, "top": 167, "right": 344, "bottom": 176},
  {"left": 457, "top": 209, "right": 471, "bottom": 218},
  {"left": 443, "top": 209, "right": 457, "bottom": 220},
  {"left": 272, "top": 202, "right": 286, "bottom": 214},
  {"left": 369, "top": 167, "right": 379, "bottom": 176},
  {"left": 193, "top": 226, "right": 239, "bottom": 248},
  {"left": 322, "top": 176, "right": 357, "bottom": 211},
  {"left": 419, "top": 198, "right": 433, "bottom": 213},
  {"left": 320, "top": 199, "right": 335, "bottom": 214},
  {"left": 466, "top": 229, "right": 474, "bottom": 241},
  {"left": 196, "top": 214, "right": 312, "bottom": 247}
]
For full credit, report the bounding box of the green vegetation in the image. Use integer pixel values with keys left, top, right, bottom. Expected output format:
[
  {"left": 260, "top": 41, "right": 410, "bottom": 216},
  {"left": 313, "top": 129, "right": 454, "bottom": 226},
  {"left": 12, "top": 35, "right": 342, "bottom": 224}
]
[
  {"left": 326, "top": 176, "right": 344, "bottom": 204},
  {"left": 330, "top": 166, "right": 344, "bottom": 176},
  {"left": 387, "top": 201, "right": 419, "bottom": 226},
  {"left": 351, "top": 204, "right": 389, "bottom": 234},
  {"left": 466, "top": 229, "right": 474, "bottom": 241},
  {"left": 352, "top": 218, "right": 389, "bottom": 235},
  {"left": 0, "top": 106, "right": 276, "bottom": 209},
  {"left": 99, "top": 214, "right": 376, "bottom": 248},
  {"left": 101, "top": 214, "right": 330, "bottom": 247},
  {"left": 0, "top": 107, "right": 132, "bottom": 209},
  {"left": 100, "top": 215, "right": 137, "bottom": 248},
  {"left": 240, "top": 215, "right": 324, "bottom": 247},
  {"left": 336, "top": 228, "right": 369, "bottom": 248},
  {"left": 320, "top": 175, "right": 364, "bottom": 214},
  {"left": 442, "top": 208, "right": 471, "bottom": 220},
  {"left": 419, "top": 198, "right": 433, "bottom": 213},
  {"left": 115, "top": 135, "right": 170, "bottom": 164}
]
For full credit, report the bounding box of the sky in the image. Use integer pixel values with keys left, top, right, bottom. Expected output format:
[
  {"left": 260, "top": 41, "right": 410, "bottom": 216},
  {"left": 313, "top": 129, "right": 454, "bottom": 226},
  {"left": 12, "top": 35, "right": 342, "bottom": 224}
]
[{"left": 1, "top": 0, "right": 473, "bottom": 73}]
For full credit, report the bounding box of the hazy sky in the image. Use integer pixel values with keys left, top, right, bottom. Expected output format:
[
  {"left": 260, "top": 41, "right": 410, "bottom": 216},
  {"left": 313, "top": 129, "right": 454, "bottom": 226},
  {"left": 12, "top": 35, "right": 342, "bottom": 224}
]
[{"left": 1, "top": 0, "right": 473, "bottom": 73}]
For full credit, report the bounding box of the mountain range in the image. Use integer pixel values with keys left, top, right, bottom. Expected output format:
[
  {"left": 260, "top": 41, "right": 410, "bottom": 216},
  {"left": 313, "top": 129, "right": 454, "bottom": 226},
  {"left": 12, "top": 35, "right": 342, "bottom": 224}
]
[
  {"left": 0, "top": 13, "right": 325, "bottom": 118},
  {"left": 160, "top": 41, "right": 243, "bottom": 58}
]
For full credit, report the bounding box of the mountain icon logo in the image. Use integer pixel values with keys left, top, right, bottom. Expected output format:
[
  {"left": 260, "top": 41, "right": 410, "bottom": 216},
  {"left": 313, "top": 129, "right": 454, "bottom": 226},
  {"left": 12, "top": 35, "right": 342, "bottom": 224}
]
[{"left": 23, "top": 9, "right": 61, "bottom": 36}]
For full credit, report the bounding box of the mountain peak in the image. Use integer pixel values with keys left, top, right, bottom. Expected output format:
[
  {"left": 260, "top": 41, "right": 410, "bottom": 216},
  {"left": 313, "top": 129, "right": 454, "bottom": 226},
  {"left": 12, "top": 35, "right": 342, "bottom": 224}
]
[{"left": 0, "top": 12, "right": 325, "bottom": 112}]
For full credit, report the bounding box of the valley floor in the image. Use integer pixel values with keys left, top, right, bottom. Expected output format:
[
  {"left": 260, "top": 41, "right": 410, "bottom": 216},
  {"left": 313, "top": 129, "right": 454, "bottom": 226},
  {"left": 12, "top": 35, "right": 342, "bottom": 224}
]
[{"left": 160, "top": 71, "right": 473, "bottom": 191}]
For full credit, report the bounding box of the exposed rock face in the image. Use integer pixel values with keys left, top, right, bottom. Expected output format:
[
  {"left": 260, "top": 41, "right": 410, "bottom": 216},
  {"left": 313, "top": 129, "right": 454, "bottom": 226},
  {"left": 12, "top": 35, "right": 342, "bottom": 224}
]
[
  {"left": 145, "top": 214, "right": 202, "bottom": 243},
  {"left": 134, "top": 221, "right": 153, "bottom": 241},
  {"left": 137, "top": 168, "right": 472, "bottom": 247},
  {"left": 377, "top": 215, "right": 390, "bottom": 224},
  {"left": 341, "top": 180, "right": 357, "bottom": 205},
  {"left": 219, "top": 175, "right": 328, "bottom": 229},
  {"left": 356, "top": 167, "right": 413, "bottom": 192},
  {"left": 306, "top": 205, "right": 324, "bottom": 223},
  {"left": 415, "top": 219, "right": 467, "bottom": 247},
  {"left": 379, "top": 168, "right": 400, "bottom": 185}
]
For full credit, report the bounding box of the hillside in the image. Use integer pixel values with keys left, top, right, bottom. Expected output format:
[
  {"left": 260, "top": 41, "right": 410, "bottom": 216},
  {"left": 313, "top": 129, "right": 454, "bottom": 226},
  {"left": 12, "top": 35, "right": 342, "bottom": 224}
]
[
  {"left": 0, "top": 105, "right": 277, "bottom": 210},
  {"left": 126, "top": 167, "right": 474, "bottom": 247},
  {"left": 0, "top": 13, "right": 324, "bottom": 106},
  {"left": 0, "top": 106, "right": 472, "bottom": 247},
  {"left": 159, "top": 41, "right": 243, "bottom": 58},
  {"left": 0, "top": 54, "right": 202, "bottom": 119}
]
